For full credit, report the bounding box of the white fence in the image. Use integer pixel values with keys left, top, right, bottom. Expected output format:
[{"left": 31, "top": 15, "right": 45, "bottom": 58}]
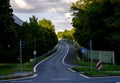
[
  {"left": 86, "top": 50, "right": 115, "bottom": 65},
  {"left": 73, "top": 41, "right": 115, "bottom": 65}
]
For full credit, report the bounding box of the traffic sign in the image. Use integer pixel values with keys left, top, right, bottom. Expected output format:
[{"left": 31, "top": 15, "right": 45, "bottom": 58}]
[
  {"left": 81, "top": 47, "right": 87, "bottom": 54},
  {"left": 33, "top": 50, "right": 37, "bottom": 55}
]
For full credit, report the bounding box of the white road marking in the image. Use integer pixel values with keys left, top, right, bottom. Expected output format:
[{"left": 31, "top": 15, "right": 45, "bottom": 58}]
[
  {"left": 31, "top": 74, "right": 38, "bottom": 78},
  {"left": 79, "top": 74, "right": 90, "bottom": 79},
  {"left": 11, "top": 80, "right": 33, "bottom": 83},
  {"left": 61, "top": 42, "right": 90, "bottom": 79},
  {"left": 34, "top": 45, "right": 61, "bottom": 73},
  {"left": 51, "top": 78, "right": 71, "bottom": 81},
  {"left": 61, "top": 41, "right": 70, "bottom": 66},
  {"left": 68, "top": 68, "right": 76, "bottom": 72}
]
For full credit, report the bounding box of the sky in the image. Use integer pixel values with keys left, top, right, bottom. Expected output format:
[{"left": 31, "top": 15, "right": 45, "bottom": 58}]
[{"left": 10, "top": 0, "right": 77, "bottom": 33}]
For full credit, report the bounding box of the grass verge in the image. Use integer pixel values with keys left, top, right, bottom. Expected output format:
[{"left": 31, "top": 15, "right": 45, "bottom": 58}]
[
  {"left": 0, "top": 46, "right": 58, "bottom": 77},
  {"left": 72, "top": 49, "right": 120, "bottom": 77}
]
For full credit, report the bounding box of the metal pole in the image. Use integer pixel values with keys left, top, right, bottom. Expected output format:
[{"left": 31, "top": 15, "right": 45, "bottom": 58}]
[
  {"left": 20, "top": 39, "right": 22, "bottom": 72},
  {"left": 113, "top": 51, "right": 115, "bottom": 65},
  {"left": 90, "top": 40, "right": 93, "bottom": 72},
  {"left": 34, "top": 38, "right": 36, "bottom": 59}
]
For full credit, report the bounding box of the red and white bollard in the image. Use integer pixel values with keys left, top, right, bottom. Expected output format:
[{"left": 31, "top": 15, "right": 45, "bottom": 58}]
[{"left": 96, "top": 61, "right": 102, "bottom": 71}]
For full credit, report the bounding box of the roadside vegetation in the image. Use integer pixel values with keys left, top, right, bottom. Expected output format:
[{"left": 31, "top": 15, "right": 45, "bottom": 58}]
[
  {"left": 72, "top": 49, "right": 120, "bottom": 77},
  {"left": 0, "top": 0, "right": 58, "bottom": 79},
  {"left": 0, "top": 46, "right": 58, "bottom": 77},
  {"left": 0, "top": 0, "right": 58, "bottom": 63},
  {"left": 71, "top": 0, "right": 120, "bottom": 65}
]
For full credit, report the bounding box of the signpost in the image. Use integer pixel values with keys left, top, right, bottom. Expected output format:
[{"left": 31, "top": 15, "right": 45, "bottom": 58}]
[
  {"left": 90, "top": 40, "right": 93, "bottom": 72},
  {"left": 20, "top": 39, "right": 22, "bottom": 72},
  {"left": 33, "top": 50, "right": 37, "bottom": 59}
]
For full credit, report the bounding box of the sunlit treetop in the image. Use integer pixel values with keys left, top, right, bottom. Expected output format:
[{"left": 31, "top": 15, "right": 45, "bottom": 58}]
[{"left": 38, "top": 19, "right": 55, "bottom": 32}]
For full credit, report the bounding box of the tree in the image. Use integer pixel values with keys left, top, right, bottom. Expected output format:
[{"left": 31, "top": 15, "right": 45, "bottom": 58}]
[
  {"left": 71, "top": 0, "right": 120, "bottom": 64},
  {"left": 57, "top": 32, "right": 64, "bottom": 38},
  {"left": 0, "top": 0, "right": 18, "bottom": 63},
  {"left": 38, "top": 19, "right": 58, "bottom": 52},
  {"left": 20, "top": 16, "right": 42, "bottom": 61},
  {"left": 57, "top": 28, "right": 75, "bottom": 41},
  {"left": 20, "top": 17, "right": 58, "bottom": 62},
  {"left": 39, "top": 19, "right": 55, "bottom": 32}
]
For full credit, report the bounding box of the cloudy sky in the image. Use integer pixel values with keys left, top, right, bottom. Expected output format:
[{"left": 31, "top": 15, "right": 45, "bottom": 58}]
[{"left": 10, "top": 0, "right": 77, "bottom": 33}]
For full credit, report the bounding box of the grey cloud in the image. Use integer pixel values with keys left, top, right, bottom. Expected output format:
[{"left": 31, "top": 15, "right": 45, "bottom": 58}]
[
  {"left": 46, "top": 0, "right": 61, "bottom": 2},
  {"left": 10, "top": 0, "right": 75, "bottom": 32},
  {"left": 10, "top": 0, "right": 72, "bottom": 13}
]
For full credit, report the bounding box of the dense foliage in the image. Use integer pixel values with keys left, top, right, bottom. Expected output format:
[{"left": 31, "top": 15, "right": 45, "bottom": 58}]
[
  {"left": 0, "top": 0, "right": 18, "bottom": 63},
  {"left": 71, "top": 0, "right": 120, "bottom": 64},
  {"left": 20, "top": 17, "right": 58, "bottom": 62},
  {"left": 57, "top": 29, "right": 75, "bottom": 41},
  {"left": 0, "top": 0, "right": 58, "bottom": 63}
]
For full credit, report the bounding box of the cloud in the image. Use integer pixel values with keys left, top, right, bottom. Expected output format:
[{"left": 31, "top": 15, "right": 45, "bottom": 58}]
[
  {"left": 11, "top": 0, "right": 76, "bottom": 13},
  {"left": 10, "top": 0, "right": 77, "bottom": 32},
  {"left": 14, "top": 0, "right": 34, "bottom": 10}
]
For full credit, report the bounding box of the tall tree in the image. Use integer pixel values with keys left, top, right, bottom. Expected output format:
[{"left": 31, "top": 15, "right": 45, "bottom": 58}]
[
  {"left": 21, "top": 16, "right": 41, "bottom": 61},
  {"left": 0, "top": 0, "right": 18, "bottom": 63},
  {"left": 38, "top": 19, "right": 55, "bottom": 32},
  {"left": 38, "top": 19, "right": 58, "bottom": 51},
  {"left": 21, "top": 17, "right": 58, "bottom": 62},
  {"left": 0, "top": 0, "right": 17, "bottom": 49},
  {"left": 71, "top": 0, "right": 120, "bottom": 64}
]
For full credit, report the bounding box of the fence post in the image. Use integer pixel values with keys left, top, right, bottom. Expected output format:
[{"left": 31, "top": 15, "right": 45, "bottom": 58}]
[
  {"left": 113, "top": 51, "right": 115, "bottom": 65},
  {"left": 99, "top": 51, "right": 101, "bottom": 61}
]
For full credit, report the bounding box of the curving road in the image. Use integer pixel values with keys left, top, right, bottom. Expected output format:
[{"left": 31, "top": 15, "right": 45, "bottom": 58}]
[{"left": 0, "top": 40, "right": 120, "bottom": 83}]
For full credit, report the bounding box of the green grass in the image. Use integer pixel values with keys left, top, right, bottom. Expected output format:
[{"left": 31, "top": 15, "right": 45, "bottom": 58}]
[
  {"left": 73, "top": 49, "right": 120, "bottom": 77},
  {"left": 0, "top": 48, "right": 57, "bottom": 76},
  {"left": 0, "top": 63, "right": 19, "bottom": 76},
  {"left": 0, "top": 62, "right": 34, "bottom": 76},
  {"left": 72, "top": 67, "right": 120, "bottom": 77}
]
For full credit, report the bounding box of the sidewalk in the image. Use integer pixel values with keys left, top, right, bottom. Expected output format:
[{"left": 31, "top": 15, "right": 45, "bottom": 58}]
[{"left": 0, "top": 71, "right": 33, "bottom": 79}]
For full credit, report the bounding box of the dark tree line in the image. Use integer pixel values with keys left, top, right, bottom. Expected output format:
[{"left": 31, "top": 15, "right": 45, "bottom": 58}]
[
  {"left": 0, "top": 0, "right": 18, "bottom": 62},
  {"left": 21, "top": 17, "right": 58, "bottom": 62},
  {"left": 71, "top": 0, "right": 120, "bottom": 64},
  {"left": 0, "top": 0, "right": 58, "bottom": 63}
]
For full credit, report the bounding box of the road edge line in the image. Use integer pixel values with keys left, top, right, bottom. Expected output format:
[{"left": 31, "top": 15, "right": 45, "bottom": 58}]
[
  {"left": 79, "top": 73, "right": 90, "bottom": 79},
  {"left": 33, "top": 44, "right": 61, "bottom": 73},
  {"left": 68, "top": 68, "right": 90, "bottom": 79},
  {"left": 61, "top": 41, "right": 70, "bottom": 66},
  {"left": 61, "top": 41, "right": 90, "bottom": 79}
]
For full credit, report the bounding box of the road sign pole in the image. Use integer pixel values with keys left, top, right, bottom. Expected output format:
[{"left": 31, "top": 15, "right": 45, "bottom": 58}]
[
  {"left": 90, "top": 40, "right": 93, "bottom": 72},
  {"left": 34, "top": 38, "right": 36, "bottom": 59},
  {"left": 20, "top": 39, "right": 22, "bottom": 72}
]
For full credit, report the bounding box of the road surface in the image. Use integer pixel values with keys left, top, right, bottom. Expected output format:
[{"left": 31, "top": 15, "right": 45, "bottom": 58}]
[{"left": 0, "top": 40, "right": 120, "bottom": 83}]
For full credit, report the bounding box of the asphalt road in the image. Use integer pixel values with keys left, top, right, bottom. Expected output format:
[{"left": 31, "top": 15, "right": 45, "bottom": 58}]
[{"left": 0, "top": 40, "right": 120, "bottom": 83}]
